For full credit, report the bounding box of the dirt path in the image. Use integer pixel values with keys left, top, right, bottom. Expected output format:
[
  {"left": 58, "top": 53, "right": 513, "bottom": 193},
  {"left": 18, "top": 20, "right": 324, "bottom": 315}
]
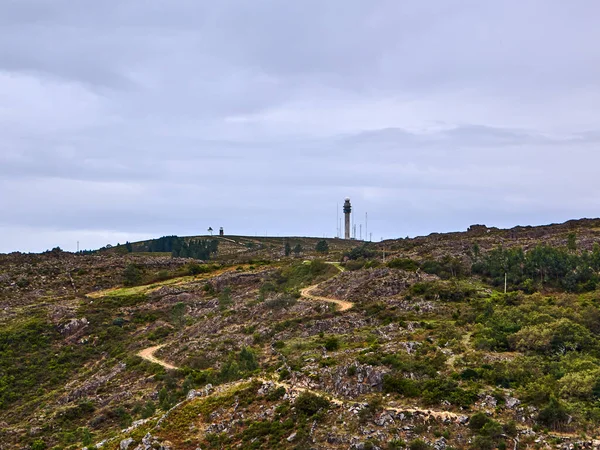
[
  {"left": 300, "top": 262, "right": 353, "bottom": 311},
  {"left": 138, "top": 262, "right": 352, "bottom": 369},
  {"left": 300, "top": 284, "right": 354, "bottom": 311},
  {"left": 133, "top": 351, "right": 460, "bottom": 422},
  {"left": 137, "top": 344, "right": 178, "bottom": 370}
]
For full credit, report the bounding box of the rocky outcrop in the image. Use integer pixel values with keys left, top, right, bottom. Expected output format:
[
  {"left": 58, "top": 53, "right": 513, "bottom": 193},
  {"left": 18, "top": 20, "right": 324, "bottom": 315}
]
[
  {"left": 58, "top": 317, "right": 88, "bottom": 336},
  {"left": 60, "top": 363, "right": 126, "bottom": 404},
  {"left": 313, "top": 268, "right": 439, "bottom": 304}
]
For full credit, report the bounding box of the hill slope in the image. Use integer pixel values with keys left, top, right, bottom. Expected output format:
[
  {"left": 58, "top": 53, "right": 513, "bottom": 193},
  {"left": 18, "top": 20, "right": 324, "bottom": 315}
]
[{"left": 2, "top": 219, "right": 600, "bottom": 449}]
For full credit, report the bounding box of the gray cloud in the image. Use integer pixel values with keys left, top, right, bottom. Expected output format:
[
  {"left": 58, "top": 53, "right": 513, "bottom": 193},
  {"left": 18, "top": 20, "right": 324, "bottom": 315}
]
[{"left": 1, "top": 1, "right": 600, "bottom": 252}]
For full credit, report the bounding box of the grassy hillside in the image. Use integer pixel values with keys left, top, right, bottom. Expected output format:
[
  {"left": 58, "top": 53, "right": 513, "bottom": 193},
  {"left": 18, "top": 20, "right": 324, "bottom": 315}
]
[{"left": 2, "top": 220, "right": 600, "bottom": 449}]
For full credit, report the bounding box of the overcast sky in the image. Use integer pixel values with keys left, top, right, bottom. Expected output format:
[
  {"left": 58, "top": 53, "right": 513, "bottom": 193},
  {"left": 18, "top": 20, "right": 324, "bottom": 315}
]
[{"left": 1, "top": 1, "right": 600, "bottom": 252}]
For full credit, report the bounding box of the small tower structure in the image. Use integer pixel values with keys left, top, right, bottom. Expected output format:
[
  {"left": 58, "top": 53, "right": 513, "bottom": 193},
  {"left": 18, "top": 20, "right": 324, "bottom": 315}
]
[
  {"left": 219, "top": 227, "right": 224, "bottom": 236},
  {"left": 343, "top": 198, "right": 352, "bottom": 240}
]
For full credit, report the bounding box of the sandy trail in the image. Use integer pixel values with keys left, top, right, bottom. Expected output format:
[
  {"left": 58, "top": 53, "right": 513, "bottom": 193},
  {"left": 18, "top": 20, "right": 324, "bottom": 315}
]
[
  {"left": 137, "top": 344, "right": 178, "bottom": 370},
  {"left": 300, "top": 284, "right": 354, "bottom": 311},
  {"left": 299, "top": 261, "right": 353, "bottom": 311}
]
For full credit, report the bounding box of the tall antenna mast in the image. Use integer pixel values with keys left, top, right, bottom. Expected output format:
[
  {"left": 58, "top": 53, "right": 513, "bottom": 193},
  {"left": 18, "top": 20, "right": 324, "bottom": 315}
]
[
  {"left": 336, "top": 203, "right": 339, "bottom": 238},
  {"left": 343, "top": 198, "right": 352, "bottom": 239},
  {"left": 365, "top": 212, "right": 368, "bottom": 241}
]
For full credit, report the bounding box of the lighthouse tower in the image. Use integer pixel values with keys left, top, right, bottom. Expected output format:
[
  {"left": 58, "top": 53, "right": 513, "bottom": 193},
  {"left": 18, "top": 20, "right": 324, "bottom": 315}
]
[{"left": 343, "top": 198, "right": 352, "bottom": 239}]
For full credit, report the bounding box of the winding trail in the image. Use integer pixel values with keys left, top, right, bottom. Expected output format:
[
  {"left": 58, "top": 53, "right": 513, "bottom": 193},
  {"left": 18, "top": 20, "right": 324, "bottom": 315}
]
[
  {"left": 138, "top": 264, "right": 353, "bottom": 370},
  {"left": 137, "top": 344, "right": 178, "bottom": 370},
  {"left": 300, "top": 284, "right": 353, "bottom": 311},
  {"left": 116, "top": 263, "right": 581, "bottom": 445},
  {"left": 300, "top": 261, "right": 353, "bottom": 311},
  {"left": 137, "top": 261, "right": 352, "bottom": 370}
]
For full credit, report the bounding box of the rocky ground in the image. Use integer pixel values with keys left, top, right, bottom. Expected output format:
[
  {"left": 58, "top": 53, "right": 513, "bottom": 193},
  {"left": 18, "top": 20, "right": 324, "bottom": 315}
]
[{"left": 2, "top": 220, "right": 600, "bottom": 449}]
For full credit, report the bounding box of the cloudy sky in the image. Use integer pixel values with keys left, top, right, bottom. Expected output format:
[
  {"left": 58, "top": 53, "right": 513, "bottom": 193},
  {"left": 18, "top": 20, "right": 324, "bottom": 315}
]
[{"left": 1, "top": 1, "right": 600, "bottom": 252}]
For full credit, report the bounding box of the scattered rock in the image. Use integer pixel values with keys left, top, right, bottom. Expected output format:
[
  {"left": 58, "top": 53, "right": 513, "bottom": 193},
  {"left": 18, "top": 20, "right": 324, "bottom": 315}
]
[
  {"left": 120, "top": 438, "right": 134, "bottom": 450},
  {"left": 434, "top": 437, "right": 447, "bottom": 450},
  {"left": 457, "top": 415, "right": 469, "bottom": 425},
  {"left": 59, "top": 317, "right": 88, "bottom": 335},
  {"left": 506, "top": 396, "right": 521, "bottom": 409}
]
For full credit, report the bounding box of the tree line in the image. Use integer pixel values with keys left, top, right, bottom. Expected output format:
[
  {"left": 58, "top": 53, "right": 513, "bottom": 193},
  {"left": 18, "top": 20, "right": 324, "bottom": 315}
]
[
  {"left": 145, "top": 236, "right": 219, "bottom": 260},
  {"left": 472, "top": 243, "right": 600, "bottom": 293}
]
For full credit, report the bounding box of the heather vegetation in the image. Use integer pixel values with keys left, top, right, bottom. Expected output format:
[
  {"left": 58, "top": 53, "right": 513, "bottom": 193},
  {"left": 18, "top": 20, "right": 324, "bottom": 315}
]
[{"left": 2, "top": 222, "right": 600, "bottom": 448}]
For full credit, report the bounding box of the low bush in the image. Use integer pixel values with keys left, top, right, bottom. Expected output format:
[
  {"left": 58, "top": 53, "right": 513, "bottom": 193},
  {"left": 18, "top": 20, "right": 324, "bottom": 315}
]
[
  {"left": 294, "top": 392, "right": 330, "bottom": 417},
  {"left": 387, "top": 258, "right": 419, "bottom": 271},
  {"left": 324, "top": 336, "right": 340, "bottom": 351}
]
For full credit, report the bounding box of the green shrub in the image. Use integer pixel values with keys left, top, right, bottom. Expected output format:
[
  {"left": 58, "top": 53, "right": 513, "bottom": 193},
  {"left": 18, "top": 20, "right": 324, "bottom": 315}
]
[
  {"left": 503, "top": 420, "right": 518, "bottom": 437},
  {"left": 510, "top": 318, "right": 593, "bottom": 354},
  {"left": 31, "top": 440, "right": 47, "bottom": 450},
  {"left": 109, "top": 406, "right": 132, "bottom": 428},
  {"left": 324, "top": 336, "right": 340, "bottom": 351},
  {"left": 112, "top": 317, "right": 126, "bottom": 327},
  {"left": 170, "top": 302, "right": 186, "bottom": 328},
  {"left": 187, "top": 263, "right": 212, "bottom": 275},
  {"left": 315, "top": 240, "right": 329, "bottom": 253},
  {"left": 469, "top": 412, "right": 491, "bottom": 431},
  {"left": 421, "top": 378, "right": 477, "bottom": 407},
  {"left": 266, "top": 386, "right": 286, "bottom": 401},
  {"left": 140, "top": 401, "right": 156, "bottom": 419},
  {"left": 344, "top": 245, "right": 377, "bottom": 260},
  {"left": 460, "top": 368, "right": 480, "bottom": 380},
  {"left": 294, "top": 392, "right": 330, "bottom": 417},
  {"left": 470, "top": 435, "right": 494, "bottom": 450},
  {"left": 421, "top": 256, "right": 466, "bottom": 279},
  {"left": 278, "top": 260, "right": 338, "bottom": 289},
  {"left": 387, "top": 440, "right": 406, "bottom": 450},
  {"left": 217, "top": 348, "right": 259, "bottom": 383},
  {"left": 148, "top": 326, "right": 171, "bottom": 341},
  {"left": 480, "top": 420, "right": 503, "bottom": 439},
  {"left": 382, "top": 374, "right": 419, "bottom": 397},
  {"left": 345, "top": 260, "right": 366, "bottom": 271},
  {"left": 387, "top": 258, "right": 419, "bottom": 271},
  {"left": 408, "top": 439, "right": 431, "bottom": 450},
  {"left": 122, "top": 263, "right": 143, "bottom": 286},
  {"left": 537, "top": 397, "right": 569, "bottom": 429}
]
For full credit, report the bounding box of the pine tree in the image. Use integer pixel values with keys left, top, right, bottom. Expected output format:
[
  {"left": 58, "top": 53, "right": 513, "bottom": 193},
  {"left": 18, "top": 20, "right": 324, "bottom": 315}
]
[{"left": 315, "top": 240, "right": 329, "bottom": 253}]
